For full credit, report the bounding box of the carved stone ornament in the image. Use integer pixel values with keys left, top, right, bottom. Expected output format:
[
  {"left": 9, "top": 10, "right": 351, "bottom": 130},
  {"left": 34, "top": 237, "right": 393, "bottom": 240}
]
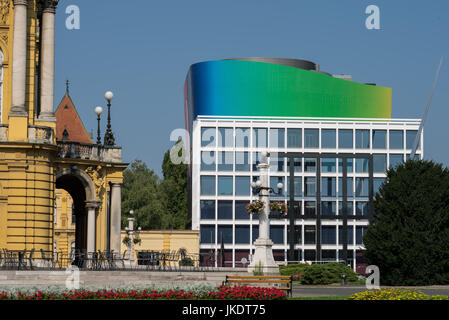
[
  {"left": 86, "top": 165, "right": 106, "bottom": 200},
  {"left": 0, "top": 0, "right": 10, "bottom": 25}
]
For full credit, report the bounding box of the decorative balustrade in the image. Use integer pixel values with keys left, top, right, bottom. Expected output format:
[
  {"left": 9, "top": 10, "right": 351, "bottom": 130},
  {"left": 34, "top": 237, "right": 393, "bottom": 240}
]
[
  {"left": 57, "top": 141, "right": 122, "bottom": 163},
  {"left": 28, "top": 125, "right": 54, "bottom": 144}
]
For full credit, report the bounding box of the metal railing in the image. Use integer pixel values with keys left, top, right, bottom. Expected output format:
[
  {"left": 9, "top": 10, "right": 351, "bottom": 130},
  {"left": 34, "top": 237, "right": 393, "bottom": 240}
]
[{"left": 0, "top": 248, "right": 219, "bottom": 272}]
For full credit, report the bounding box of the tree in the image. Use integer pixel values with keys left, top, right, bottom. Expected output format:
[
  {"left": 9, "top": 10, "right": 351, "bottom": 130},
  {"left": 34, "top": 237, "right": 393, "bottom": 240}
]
[
  {"left": 159, "top": 139, "right": 189, "bottom": 229},
  {"left": 363, "top": 159, "right": 449, "bottom": 285},
  {"left": 121, "top": 160, "right": 163, "bottom": 229}
]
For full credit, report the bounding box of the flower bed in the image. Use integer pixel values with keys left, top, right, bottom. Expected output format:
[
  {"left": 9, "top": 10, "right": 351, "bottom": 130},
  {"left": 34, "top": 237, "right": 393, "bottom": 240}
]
[
  {"left": 348, "top": 289, "right": 449, "bottom": 300},
  {"left": 0, "top": 285, "right": 287, "bottom": 300}
]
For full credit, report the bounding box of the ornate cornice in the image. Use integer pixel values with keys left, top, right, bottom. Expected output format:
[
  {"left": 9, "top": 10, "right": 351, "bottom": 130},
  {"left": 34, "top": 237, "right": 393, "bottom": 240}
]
[{"left": 42, "top": 0, "right": 58, "bottom": 13}]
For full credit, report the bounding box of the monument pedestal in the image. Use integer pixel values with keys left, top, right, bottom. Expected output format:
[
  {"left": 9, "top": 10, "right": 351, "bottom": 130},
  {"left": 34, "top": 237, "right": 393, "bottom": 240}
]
[{"left": 248, "top": 238, "right": 279, "bottom": 274}]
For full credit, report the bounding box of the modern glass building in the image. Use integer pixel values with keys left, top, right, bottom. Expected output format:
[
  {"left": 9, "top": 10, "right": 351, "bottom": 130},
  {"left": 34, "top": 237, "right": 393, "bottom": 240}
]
[{"left": 184, "top": 58, "right": 423, "bottom": 272}]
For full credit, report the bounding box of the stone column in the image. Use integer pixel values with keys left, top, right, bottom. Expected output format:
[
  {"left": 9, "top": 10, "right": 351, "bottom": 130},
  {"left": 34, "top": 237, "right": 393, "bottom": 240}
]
[
  {"left": 38, "top": 0, "right": 59, "bottom": 121},
  {"left": 110, "top": 182, "right": 122, "bottom": 255},
  {"left": 86, "top": 202, "right": 98, "bottom": 256},
  {"left": 9, "top": 0, "right": 28, "bottom": 116},
  {"left": 248, "top": 154, "right": 279, "bottom": 274}
]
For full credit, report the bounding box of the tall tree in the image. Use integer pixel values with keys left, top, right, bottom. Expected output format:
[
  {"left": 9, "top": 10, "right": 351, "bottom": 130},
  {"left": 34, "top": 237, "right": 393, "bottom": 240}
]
[
  {"left": 363, "top": 159, "right": 449, "bottom": 285},
  {"left": 121, "top": 160, "right": 163, "bottom": 229},
  {"left": 159, "top": 139, "right": 189, "bottom": 229}
]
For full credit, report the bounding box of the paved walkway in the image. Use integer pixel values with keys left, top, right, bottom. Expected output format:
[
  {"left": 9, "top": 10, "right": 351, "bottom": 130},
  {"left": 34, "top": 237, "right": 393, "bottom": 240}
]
[{"left": 292, "top": 285, "right": 449, "bottom": 298}]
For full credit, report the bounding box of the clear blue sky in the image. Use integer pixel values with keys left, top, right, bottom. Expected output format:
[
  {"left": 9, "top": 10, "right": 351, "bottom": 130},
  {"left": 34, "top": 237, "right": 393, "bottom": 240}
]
[{"left": 54, "top": 0, "right": 449, "bottom": 176}]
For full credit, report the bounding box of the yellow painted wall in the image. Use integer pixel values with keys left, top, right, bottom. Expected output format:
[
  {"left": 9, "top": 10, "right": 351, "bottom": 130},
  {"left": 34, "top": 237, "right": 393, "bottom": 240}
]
[{"left": 120, "top": 230, "right": 200, "bottom": 265}]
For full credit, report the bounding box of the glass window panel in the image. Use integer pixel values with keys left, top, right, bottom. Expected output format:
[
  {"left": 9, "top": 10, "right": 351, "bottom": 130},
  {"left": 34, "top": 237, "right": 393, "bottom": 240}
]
[
  {"left": 235, "top": 226, "right": 250, "bottom": 244},
  {"left": 200, "top": 225, "right": 215, "bottom": 244},
  {"left": 270, "top": 226, "right": 284, "bottom": 244},
  {"left": 373, "top": 154, "right": 387, "bottom": 173},
  {"left": 235, "top": 201, "right": 250, "bottom": 220},
  {"left": 201, "top": 151, "right": 215, "bottom": 171},
  {"left": 253, "top": 128, "right": 267, "bottom": 148},
  {"left": 287, "top": 128, "right": 302, "bottom": 148},
  {"left": 355, "top": 158, "right": 369, "bottom": 173},
  {"left": 252, "top": 152, "right": 261, "bottom": 171},
  {"left": 305, "top": 177, "right": 316, "bottom": 197},
  {"left": 287, "top": 225, "right": 302, "bottom": 244},
  {"left": 389, "top": 154, "right": 403, "bottom": 168},
  {"left": 217, "top": 225, "right": 233, "bottom": 244},
  {"left": 304, "top": 201, "right": 316, "bottom": 216},
  {"left": 338, "top": 177, "right": 354, "bottom": 198},
  {"left": 389, "top": 130, "right": 403, "bottom": 149},
  {"left": 338, "top": 158, "right": 353, "bottom": 173},
  {"left": 322, "top": 250, "right": 336, "bottom": 261},
  {"left": 356, "top": 226, "right": 368, "bottom": 245},
  {"left": 217, "top": 151, "right": 233, "bottom": 171},
  {"left": 218, "top": 176, "right": 233, "bottom": 195},
  {"left": 252, "top": 226, "right": 259, "bottom": 240},
  {"left": 304, "top": 158, "right": 316, "bottom": 172},
  {"left": 217, "top": 200, "right": 232, "bottom": 219},
  {"left": 321, "top": 201, "right": 336, "bottom": 215},
  {"left": 338, "top": 226, "right": 354, "bottom": 245},
  {"left": 374, "top": 178, "right": 385, "bottom": 195},
  {"left": 235, "top": 128, "right": 250, "bottom": 148},
  {"left": 338, "top": 201, "right": 354, "bottom": 216},
  {"left": 356, "top": 130, "right": 370, "bottom": 149},
  {"left": 321, "top": 177, "right": 336, "bottom": 197},
  {"left": 235, "top": 151, "right": 250, "bottom": 171},
  {"left": 294, "top": 177, "right": 302, "bottom": 197},
  {"left": 321, "top": 226, "right": 336, "bottom": 245},
  {"left": 270, "top": 177, "right": 285, "bottom": 197},
  {"left": 406, "top": 130, "right": 419, "bottom": 150},
  {"left": 287, "top": 157, "right": 302, "bottom": 172},
  {"left": 321, "top": 129, "right": 336, "bottom": 149},
  {"left": 321, "top": 158, "right": 336, "bottom": 172},
  {"left": 406, "top": 154, "right": 420, "bottom": 161},
  {"left": 304, "top": 129, "right": 319, "bottom": 148},
  {"left": 270, "top": 156, "right": 285, "bottom": 172},
  {"left": 200, "top": 176, "right": 215, "bottom": 195},
  {"left": 200, "top": 200, "right": 215, "bottom": 220},
  {"left": 355, "top": 178, "right": 369, "bottom": 198},
  {"left": 339, "top": 129, "right": 353, "bottom": 148},
  {"left": 201, "top": 127, "right": 216, "bottom": 147},
  {"left": 372, "top": 130, "right": 386, "bottom": 149},
  {"left": 218, "top": 128, "right": 233, "bottom": 147},
  {"left": 270, "top": 128, "right": 285, "bottom": 148},
  {"left": 235, "top": 176, "right": 250, "bottom": 196},
  {"left": 304, "top": 226, "right": 316, "bottom": 245},
  {"left": 356, "top": 201, "right": 369, "bottom": 216}
]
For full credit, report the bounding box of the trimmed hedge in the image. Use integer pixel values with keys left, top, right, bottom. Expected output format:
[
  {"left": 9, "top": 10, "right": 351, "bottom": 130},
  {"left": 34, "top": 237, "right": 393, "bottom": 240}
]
[{"left": 280, "top": 263, "right": 358, "bottom": 285}]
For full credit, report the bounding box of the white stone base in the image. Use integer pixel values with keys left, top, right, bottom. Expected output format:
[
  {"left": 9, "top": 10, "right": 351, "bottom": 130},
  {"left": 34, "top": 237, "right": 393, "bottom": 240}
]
[{"left": 248, "top": 238, "right": 279, "bottom": 274}]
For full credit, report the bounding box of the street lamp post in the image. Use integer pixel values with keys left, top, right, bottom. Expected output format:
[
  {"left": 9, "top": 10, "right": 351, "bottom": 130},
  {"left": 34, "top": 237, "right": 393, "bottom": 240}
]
[
  {"left": 94, "top": 106, "right": 103, "bottom": 157},
  {"left": 248, "top": 152, "right": 283, "bottom": 274},
  {"left": 125, "top": 210, "right": 135, "bottom": 265},
  {"left": 103, "top": 91, "right": 115, "bottom": 147}
]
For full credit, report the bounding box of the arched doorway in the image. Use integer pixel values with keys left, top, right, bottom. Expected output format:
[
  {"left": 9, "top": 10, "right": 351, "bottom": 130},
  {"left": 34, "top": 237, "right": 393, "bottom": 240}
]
[{"left": 56, "top": 167, "right": 99, "bottom": 258}]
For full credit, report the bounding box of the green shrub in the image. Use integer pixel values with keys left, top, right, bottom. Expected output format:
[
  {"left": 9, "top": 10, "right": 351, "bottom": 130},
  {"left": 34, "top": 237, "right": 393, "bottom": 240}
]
[
  {"left": 300, "top": 263, "right": 358, "bottom": 285},
  {"left": 279, "top": 264, "right": 309, "bottom": 277},
  {"left": 179, "top": 257, "right": 194, "bottom": 267}
]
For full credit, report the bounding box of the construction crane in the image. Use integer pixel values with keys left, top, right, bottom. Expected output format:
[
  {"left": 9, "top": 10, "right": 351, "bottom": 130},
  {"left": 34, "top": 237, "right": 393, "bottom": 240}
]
[{"left": 410, "top": 57, "right": 444, "bottom": 159}]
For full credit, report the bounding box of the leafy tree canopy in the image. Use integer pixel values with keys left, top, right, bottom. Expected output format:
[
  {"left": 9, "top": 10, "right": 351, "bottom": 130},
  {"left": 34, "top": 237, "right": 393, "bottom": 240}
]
[{"left": 363, "top": 159, "right": 449, "bottom": 285}]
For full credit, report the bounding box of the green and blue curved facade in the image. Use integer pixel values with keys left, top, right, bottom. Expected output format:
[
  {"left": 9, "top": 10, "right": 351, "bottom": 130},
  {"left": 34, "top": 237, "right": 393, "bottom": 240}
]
[{"left": 184, "top": 58, "right": 391, "bottom": 132}]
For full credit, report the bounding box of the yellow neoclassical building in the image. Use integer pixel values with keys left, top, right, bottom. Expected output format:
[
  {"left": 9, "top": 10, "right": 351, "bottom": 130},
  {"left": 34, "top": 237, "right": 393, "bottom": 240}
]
[{"left": 0, "top": 0, "right": 127, "bottom": 260}]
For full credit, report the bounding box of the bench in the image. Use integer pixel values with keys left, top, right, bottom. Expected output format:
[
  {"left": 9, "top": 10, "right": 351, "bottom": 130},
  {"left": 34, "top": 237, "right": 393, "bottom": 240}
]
[{"left": 224, "top": 275, "right": 293, "bottom": 297}]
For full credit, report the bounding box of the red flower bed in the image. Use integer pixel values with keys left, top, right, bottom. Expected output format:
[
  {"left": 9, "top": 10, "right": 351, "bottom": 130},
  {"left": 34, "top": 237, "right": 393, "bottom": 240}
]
[{"left": 0, "top": 286, "right": 287, "bottom": 300}]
